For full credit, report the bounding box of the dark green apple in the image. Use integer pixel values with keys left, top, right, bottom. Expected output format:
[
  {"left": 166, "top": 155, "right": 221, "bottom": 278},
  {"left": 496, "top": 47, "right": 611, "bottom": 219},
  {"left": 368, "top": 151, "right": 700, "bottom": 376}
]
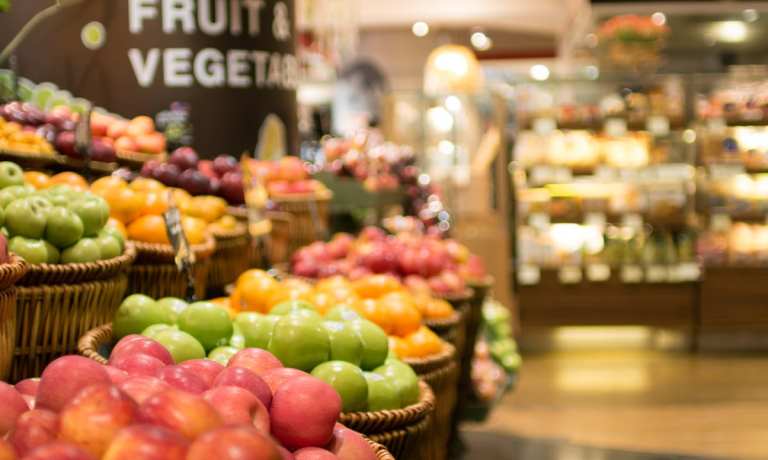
[
  {"left": 311, "top": 361, "right": 369, "bottom": 412},
  {"left": 0, "top": 161, "right": 24, "bottom": 189},
  {"left": 374, "top": 359, "right": 420, "bottom": 407},
  {"left": 268, "top": 313, "right": 330, "bottom": 371},
  {"left": 60, "top": 238, "right": 101, "bottom": 263},
  {"left": 177, "top": 301, "right": 234, "bottom": 351},
  {"left": 364, "top": 371, "right": 402, "bottom": 411},
  {"left": 9, "top": 236, "right": 48, "bottom": 264},
  {"left": 67, "top": 196, "right": 109, "bottom": 237},
  {"left": 154, "top": 328, "right": 206, "bottom": 363},
  {"left": 112, "top": 293, "right": 175, "bottom": 338},
  {"left": 45, "top": 206, "right": 84, "bottom": 248},
  {"left": 323, "top": 320, "right": 363, "bottom": 366},
  {"left": 235, "top": 312, "right": 279, "bottom": 349},
  {"left": 349, "top": 319, "right": 389, "bottom": 370},
  {"left": 5, "top": 197, "right": 49, "bottom": 239}
]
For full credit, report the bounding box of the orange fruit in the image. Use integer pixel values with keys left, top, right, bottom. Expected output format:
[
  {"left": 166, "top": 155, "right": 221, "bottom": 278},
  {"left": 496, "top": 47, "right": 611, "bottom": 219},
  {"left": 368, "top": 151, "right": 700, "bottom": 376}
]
[
  {"left": 388, "top": 336, "right": 410, "bottom": 359},
  {"left": 181, "top": 216, "right": 208, "bottom": 245},
  {"left": 130, "top": 177, "right": 166, "bottom": 192},
  {"left": 106, "top": 218, "right": 128, "bottom": 239},
  {"left": 127, "top": 215, "right": 169, "bottom": 244},
  {"left": 170, "top": 188, "right": 192, "bottom": 207},
  {"left": 140, "top": 190, "right": 169, "bottom": 217},
  {"left": 235, "top": 275, "right": 279, "bottom": 313},
  {"left": 404, "top": 326, "right": 443, "bottom": 357},
  {"left": 425, "top": 298, "right": 454, "bottom": 319},
  {"left": 49, "top": 172, "right": 88, "bottom": 190},
  {"left": 182, "top": 196, "right": 228, "bottom": 223},
  {"left": 379, "top": 292, "right": 422, "bottom": 337},
  {"left": 101, "top": 186, "right": 145, "bottom": 224},
  {"left": 23, "top": 171, "right": 50, "bottom": 190},
  {"left": 355, "top": 298, "right": 394, "bottom": 335},
  {"left": 309, "top": 290, "right": 335, "bottom": 315},
  {"left": 353, "top": 275, "right": 402, "bottom": 299},
  {"left": 265, "top": 279, "right": 314, "bottom": 309},
  {"left": 236, "top": 269, "right": 272, "bottom": 287},
  {"left": 91, "top": 176, "right": 127, "bottom": 195},
  {"left": 316, "top": 276, "right": 353, "bottom": 293}
]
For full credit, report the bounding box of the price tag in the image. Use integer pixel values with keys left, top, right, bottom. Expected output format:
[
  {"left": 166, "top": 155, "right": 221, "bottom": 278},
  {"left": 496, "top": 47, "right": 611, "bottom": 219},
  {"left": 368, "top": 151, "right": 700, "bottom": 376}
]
[
  {"left": 558, "top": 266, "right": 582, "bottom": 284},
  {"left": 645, "top": 265, "right": 668, "bottom": 283},
  {"left": 675, "top": 262, "right": 701, "bottom": 281},
  {"left": 707, "top": 117, "right": 727, "bottom": 135},
  {"left": 711, "top": 213, "right": 732, "bottom": 232},
  {"left": 622, "top": 213, "right": 643, "bottom": 230},
  {"left": 604, "top": 118, "right": 627, "bottom": 137},
  {"left": 533, "top": 117, "right": 557, "bottom": 135},
  {"left": 528, "top": 213, "right": 550, "bottom": 231},
  {"left": 585, "top": 212, "right": 606, "bottom": 229},
  {"left": 75, "top": 106, "right": 93, "bottom": 177},
  {"left": 163, "top": 192, "right": 196, "bottom": 302},
  {"left": 586, "top": 264, "right": 611, "bottom": 282},
  {"left": 646, "top": 115, "right": 670, "bottom": 136},
  {"left": 621, "top": 265, "right": 644, "bottom": 283},
  {"left": 518, "top": 265, "right": 541, "bottom": 285}
]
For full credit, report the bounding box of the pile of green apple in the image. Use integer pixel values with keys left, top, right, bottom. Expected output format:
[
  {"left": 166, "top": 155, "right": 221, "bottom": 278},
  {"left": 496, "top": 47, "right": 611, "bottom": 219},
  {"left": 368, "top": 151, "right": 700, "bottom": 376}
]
[
  {"left": 113, "top": 295, "right": 422, "bottom": 412},
  {"left": 0, "top": 162, "right": 122, "bottom": 264}
]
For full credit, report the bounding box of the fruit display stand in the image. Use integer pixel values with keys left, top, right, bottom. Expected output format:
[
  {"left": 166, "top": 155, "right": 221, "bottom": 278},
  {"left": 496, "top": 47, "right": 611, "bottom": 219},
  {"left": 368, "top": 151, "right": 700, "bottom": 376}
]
[
  {"left": 116, "top": 148, "right": 167, "bottom": 170},
  {"left": 207, "top": 223, "right": 250, "bottom": 294},
  {"left": 339, "top": 381, "right": 434, "bottom": 460},
  {"left": 0, "top": 256, "right": 29, "bottom": 381},
  {"left": 125, "top": 237, "right": 215, "bottom": 300},
  {"left": 403, "top": 342, "right": 459, "bottom": 460},
  {"left": 271, "top": 189, "right": 332, "bottom": 255},
  {"left": 11, "top": 244, "right": 136, "bottom": 382},
  {"left": 367, "top": 439, "right": 397, "bottom": 460}
]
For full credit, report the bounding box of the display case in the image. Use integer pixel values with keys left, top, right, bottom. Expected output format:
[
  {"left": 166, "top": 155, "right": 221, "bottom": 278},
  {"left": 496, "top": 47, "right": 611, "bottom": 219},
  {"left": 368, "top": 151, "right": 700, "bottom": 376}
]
[{"left": 510, "top": 75, "right": 700, "bottom": 331}]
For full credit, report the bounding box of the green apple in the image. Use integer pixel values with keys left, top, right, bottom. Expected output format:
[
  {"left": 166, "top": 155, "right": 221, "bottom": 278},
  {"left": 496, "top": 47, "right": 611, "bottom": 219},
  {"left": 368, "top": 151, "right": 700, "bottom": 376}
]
[
  {"left": 364, "top": 371, "right": 402, "bottom": 411},
  {"left": 45, "top": 207, "right": 84, "bottom": 248},
  {"left": 311, "top": 361, "right": 369, "bottom": 412},
  {"left": 208, "top": 346, "right": 239, "bottom": 366},
  {"left": 142, "top": 323, "right": 176, "bottom": 339},
  {"left": 9, "top": 236, "right": 48, "bottom": 264},
  {"left": 270, "top": 301, "right": 321, "bottom": 321},
  {"left": 43, "top": 241, "right": 59, "bottom": 263},
  {"left": 157, "top": 297, "right": 188, "bottom": 317},
  {"left": 0, "top": 162, "right": 24, "bottom": 189},
  {"left": 0, "top": 185, "right": 33, "bottom": 208},
  {"left": 374, "top": 359, "right": 420, "bottom": 407},
  {"left": 60, "top": 238, "right": 101, "bottom": 263},
  {"left": 235, "top": 313, "right": 279, "bottom": 349},
  {"left": 95, "top": 234, "right": 121, "bottom": 260},
  {"left": 325, "top": 305, "right": 362, "bottom": 321},
  {"left": 177, "top": 301, "right": 234, "bottom": 351},
  {"left": 67, "top": 196, "right": 109, "bottom": 237},
  {"left": 45, "top": 185, "right": 79, "bottom": 207},
  {"left": 99, "top": 228, "right": 125, "bottom": 252},
  {"left": 5, "top": 197, "right": 49, "bottom": 238},
  {"left": 154, "top": 328, "right": 206, "bottom": 363},
  {"left": 349, "top": 319, "right": 389, "bottom": 370},
  {"left": 230, "top": 323, "right": 245, "bottom": 349},
  {"left": 112, "top": 294, "right": 175, "bottom": 339},
  {"left": 323, "top": 321, "right": 363, "bottom": 366},
  {"left": 268, "top": 313, "right": 330, "bottom": 371}
]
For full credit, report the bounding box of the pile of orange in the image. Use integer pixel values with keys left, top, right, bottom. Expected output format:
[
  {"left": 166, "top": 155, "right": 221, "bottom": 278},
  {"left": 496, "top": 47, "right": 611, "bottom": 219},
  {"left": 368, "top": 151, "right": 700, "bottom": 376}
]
[{"left": 227, "top": 270, "right": 452, "bottom": 359}]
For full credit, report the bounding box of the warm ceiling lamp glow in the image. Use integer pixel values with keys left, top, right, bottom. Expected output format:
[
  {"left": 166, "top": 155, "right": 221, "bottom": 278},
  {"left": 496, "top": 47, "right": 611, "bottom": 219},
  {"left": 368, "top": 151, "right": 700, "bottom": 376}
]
[
  {"left": 423, "top": 45, "right": 483, "bottom": 95},
  {"left": 529, "top": 64, "right": 550, "bottom": 81},
  {"left": 412, "top": 21, "right": 429, "bottom": 37},
  {"left": 651, "top": 12, "right": 666, "bottom": 26},
  {"left": 470, "top": 31, "right": 492, "bottom": 51},
  {"left": 743, "top": 9, "right": 759, "bottom": 23},
  {"left": 713, "top": 20, "right": 748, "bottom": 43}
]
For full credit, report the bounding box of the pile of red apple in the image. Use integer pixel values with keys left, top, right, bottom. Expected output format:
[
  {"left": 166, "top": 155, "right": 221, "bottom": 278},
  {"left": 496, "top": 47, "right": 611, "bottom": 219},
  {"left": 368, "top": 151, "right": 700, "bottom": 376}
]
[
  {"left": 291, "top": 227, "right": 488, "bottom": 296},
  {"left": 140, "top": 148, "right": 245, "bottom": 205},
  {"left": 248, "top": 157, "right": 326, "bottom": 197},
  {"left": 322, "top": 139, "right": 413, "bottom": 193},
  {"left": 0, "top": 340, "right": 381, "bottom": 459}
]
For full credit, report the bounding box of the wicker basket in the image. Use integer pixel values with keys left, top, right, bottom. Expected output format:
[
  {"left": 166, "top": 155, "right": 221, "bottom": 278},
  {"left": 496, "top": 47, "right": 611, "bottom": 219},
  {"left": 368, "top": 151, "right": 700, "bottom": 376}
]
[
  {"left": 271, "top": 190, "right": 331, "bottom": 255},
  {"left": 0, "top": 257, "right": 29, "bottom": 381},
  {"left": 10, "top": 246, "right": 135, "bottom": 382},
  {"left": 424, "top": 308, "right": 466, "bottom": 352},
  {"left": 116, "top": 149, "right": 167, "bottom": 169},
  {"left": 366, "top": 438, "right": 396, "bottom": 460},
  {"left": 341, "top": 381, "right": 434, "bottom": 460},
  {"left": 126, "top": 237, "right": 215, "bottom": 300},
  {"left": 207, "top": 225, "right": 250, "bottom": 293},
  {"left": 404, "top": 343, "right": 459, "bottom": 460}
]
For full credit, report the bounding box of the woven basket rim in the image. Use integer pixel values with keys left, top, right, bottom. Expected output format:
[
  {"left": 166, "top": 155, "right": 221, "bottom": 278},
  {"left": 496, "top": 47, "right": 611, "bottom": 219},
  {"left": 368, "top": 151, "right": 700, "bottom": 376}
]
[
  {"left": 131, "top": 235, "right": 216, "bottom": 260},
  {"left": 78, "top": 323, "right": 113, "bottom": 365},
  {"left": 365, "top": 438, "right": 396, "bottom": 460},
  {"left": 0, "top": 255, "right": 29, "bottom": 290},
  {"left": 116, "top": 148, "right": 168, "bottom": 162},
  {"left": 339, "top": 380, "right": 434, "bottom": 426},
  {"left": 438, "top": 288, "right": 474, "bottom": 303},
  {"left": 270, "top": 188, "right": 332, "bottom": 202},
  {"left": 212, "top": 223, "right": 248, "bottom": 240},
  {"left": 466, "top": 275, "right": 494, "bottom": 289},
  {"left": 424, "top": 309, "right": 463, "bottom": 328},
  {"left": 402, "top": 342, "right": 456, "bottom": 369},
  {"left": 18, "top": 242, "right": 137, "bottom": 285}
]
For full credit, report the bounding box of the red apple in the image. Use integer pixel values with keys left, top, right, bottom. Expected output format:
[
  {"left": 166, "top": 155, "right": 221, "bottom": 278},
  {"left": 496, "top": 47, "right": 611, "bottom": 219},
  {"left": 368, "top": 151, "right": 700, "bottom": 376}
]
[
  {"left": 213, "top": 367, "right": 271, "bottom": 408},
  {"left": 228, "top": 349, "right": 283, "bottom": 376},
  {"left": 327, "top": 425, "right": 377, "bottom": 460},
  {"left": 178, "top": 359, "right": 224, "bottom": 387},
  {"left": 169, "top": 147, "right": 199, "bottom": 171},
  {"left": 111, "top": 336, "right": 174, "bottom": 365},
  {"left": 90, "top": 113, "right": 110, "bottom": 137},
  {"left": 294, "top": 448, "right": 338, "bottom": 460},
  {"left": 203, "top": 386, "right": 270, "bottom": 433},
  {"left": 267, "top": 181, "right": 291, "bottom": 195},
  {"left": 197, "top": 160, "right": 217, "bottom": 179},
  {"left": 140, "top": 160, "right": 161, "bottom": 178},
  {"left": 15, "top": 379, "right": 39, "bottom": 397},
  {"left": 137, "top": 389, "right": 222, "bottom": 440},
  {"left": 35, "top": 356, "right": 111, "bottom": 412},
  {"left": 213, "top": 155, "right": 239, "bottom": 176},
  {"left": 156, "top": 366, "right": 208, "bottom": 394},
  {"left": 270, "top": 376, "right": 341, "bottom": 450},
  {"left": 220, "top": 171, "right": 245, "bottom": 205},
  {"left": 114, "top": 135, "right": 137, "bottom": 151},
  {"left": 118, "top": 376, "right": 169, "bottom": 405},
  {"left": 277, "top": 446, "right": 294, "bottom": 460},
  {"left": 152, "top": 162, "right": 181, "bottom": 187},
  {"left": 107, "top": 120, "right": 128, "bottom": 140},
  {"left": 186, "top": 426, "right": 281, "bottom": 460},
  {"left": 0, "top": 439, "right": 14, "bottom": 460},
  {"left": 103, "top": 366, "right": 130, "bottom": 385},
  {"left": 59, "top": 385, "right": 137, "bottom": 458},
  {"left": 179, "top": 169, "right": 212, "bottom": 196},
  {"left": 9, "top": 409, "right": 58, "bottom": 456},
  {"left": 102, "top": 424, "right": 188, "bottom": 460},
  {"left": 261, "top": 368, "right": 309, "bottom": 394},
  {"left": 22, "top": 442, "right": 95, "bottom": 460},
  {"left": 109, "top": 353, "right": 166, "bottom": 377}
]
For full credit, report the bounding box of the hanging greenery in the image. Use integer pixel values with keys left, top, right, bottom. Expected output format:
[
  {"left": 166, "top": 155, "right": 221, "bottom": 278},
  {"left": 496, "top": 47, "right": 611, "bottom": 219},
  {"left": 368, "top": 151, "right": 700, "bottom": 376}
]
[{"left": 0, "top": 0, "right": 10, "bottom": 13}]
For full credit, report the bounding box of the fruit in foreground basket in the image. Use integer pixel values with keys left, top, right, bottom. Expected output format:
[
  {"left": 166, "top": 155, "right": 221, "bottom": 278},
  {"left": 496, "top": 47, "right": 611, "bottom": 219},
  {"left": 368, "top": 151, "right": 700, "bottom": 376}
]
[
  {"left": 311, "top": 361, "right": 368, "bottom": 412},
  {"left": 5, "top": 197, "right": 48, "bottom": 239},
  {"left": 323, "top": 321, "right": 363, "bottom": 366},
  {"left": 138, "top": 388, "right": 222, "bottom": 440},
  {"left": 10, "top": 409, "right": 59, "bottom": 456},
  {"left": 363, "top": 372, "right": 401, "bottom": 411},
  {"left": 213, "top": 366, "right": 272, "bottom": 408},
  {"left": 95, "top": 234, "right": 122, "bottom": 259},
  {"left": 36, "top": 356, "right": 112, "bottom": 412},
  {"left": 177, "top": 301, "right": 233, "bottom": 351},
  {"left": 235, "top": 313, "right": 279, "bottom": 349},
  {"left": 348, "top": 319, "right": 388, "bottom": 370},
  {"left": 102, "top": 424, "right": 189, "bottom": 460},
  {"left": 208, "top": 346, "right": 239, "bottom": 365},
  {"left": 186, "top": 426, "right": 280, "bottom": 460},
  {"left": 153, "top": 329, "right": 206, "bottom": 364},
  {"left": 61, "top": 238, "right": 101, "bottom": 263},
  {"left": 270, "top": 376, "right": 340, "bottom": 450},
  {"left": 0, "top": 382, "right": 28, "bottom": 436},
  {"left": 9, "top": 236, "right": 49, "bottom": 264},
  {"left": 374, "top": 359, "right": 420, "bottom": 407},
  {"left": 202, "top": 386, "right": 270, "bottom": 431},
  {"left": 0, "top": 161, "right": 24, "bottom": 189},
  {"left": 113, "top": 294, "right": 176, "bottom": 339},
  {"left": 45, "top": 207, "right": 84, "bottom": 248},
  {"left": 329, "top": 424, "right": 378, "bottom": 460},
  {"left": 68, "top": 197, "right": 109, "bottom": 237},
  {"left": 268, "top": 314, "right": 330, "bottom": 372}
]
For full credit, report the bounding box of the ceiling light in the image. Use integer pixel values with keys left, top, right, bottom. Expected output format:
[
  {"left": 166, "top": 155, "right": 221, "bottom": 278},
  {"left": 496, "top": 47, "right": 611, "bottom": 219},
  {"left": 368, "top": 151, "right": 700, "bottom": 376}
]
[
  {"left": 743, "top": 9, "right": 759, "bottom": 23},
  {"left": 651, "top": 12, "right": 666, "bottom": 26},
  {"left": 584, "top": 65, "right": 599, "bottom": 80},
  {"left": 713, "top": 20, "right": 748, "bottom": 43},
  {"left": 530, "top": 64, "right": 550, "bottom": 81},
  {"left": 412, "top": 21, "right": 429, "bottom": 37},
  {"left": 444, "top": 95, "right": 462, "bottom": 112},
  {"left": 470, "top": 31, "right": 492, "bottom": 51}
]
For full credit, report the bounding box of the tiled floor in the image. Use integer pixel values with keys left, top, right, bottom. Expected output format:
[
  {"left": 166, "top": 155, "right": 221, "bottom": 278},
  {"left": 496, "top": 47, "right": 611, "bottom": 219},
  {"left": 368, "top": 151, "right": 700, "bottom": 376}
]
[{"left": 456, "top": 350, "right": 768, "bottom": 460}]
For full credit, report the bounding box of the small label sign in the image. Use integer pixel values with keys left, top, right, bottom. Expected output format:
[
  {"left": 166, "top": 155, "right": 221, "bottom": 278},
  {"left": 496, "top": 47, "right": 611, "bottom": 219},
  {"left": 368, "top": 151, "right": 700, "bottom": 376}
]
[
  {"left": 164, "top": 192, "right": 196, "bottom": 302},
  {"left": 518, "top": 265, "right": 541, "bottom": 285}
]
